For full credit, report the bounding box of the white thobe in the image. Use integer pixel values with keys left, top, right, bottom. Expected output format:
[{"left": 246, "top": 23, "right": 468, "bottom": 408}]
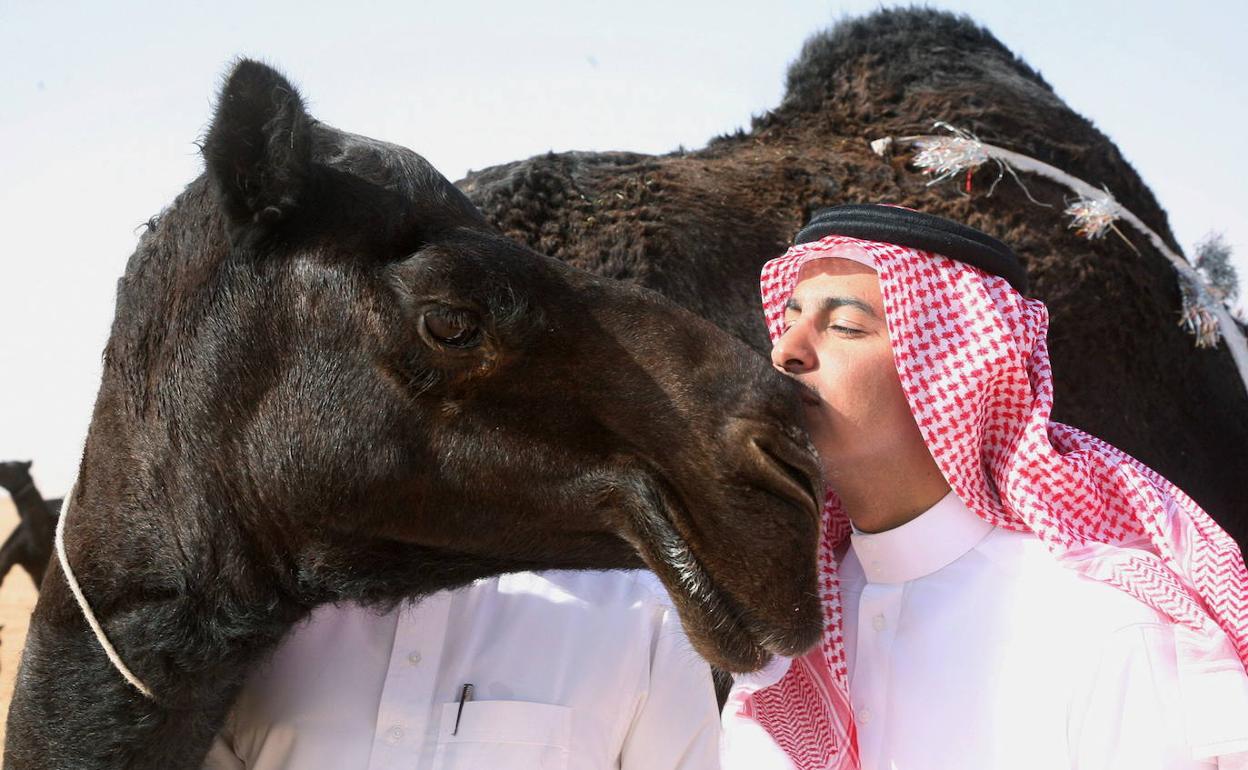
[
  {"left": 722, "top": 491, "right": 1248, "bottom": 769},
  {"left": 204, "top": 569, "right": 720, "bottom": 770}
]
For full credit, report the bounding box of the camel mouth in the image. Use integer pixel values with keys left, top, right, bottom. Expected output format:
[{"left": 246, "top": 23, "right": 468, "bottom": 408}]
[
  {"left": 615, "top": 472, "right": 814, "bottom": 672},
  {"left": 643, "top": 515, "right": 774, "bottom": 671}
]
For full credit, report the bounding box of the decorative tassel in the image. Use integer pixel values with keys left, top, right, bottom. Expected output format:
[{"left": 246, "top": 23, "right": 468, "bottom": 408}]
[
  {"left": 909, "top": 122, "right": 1046, "bottom": 201},
  {"left": 1178, "top": 274, "right": 1222, "bottom": 348},
  {"left": 1194, "top": 233, "right": 1239, "bottom": 304},
  {"left": 911, "top": 123, "right": 990, "bottom": 186},
  {"left": 1064, "top": 191, "right": 1121, "bottom": 240}
]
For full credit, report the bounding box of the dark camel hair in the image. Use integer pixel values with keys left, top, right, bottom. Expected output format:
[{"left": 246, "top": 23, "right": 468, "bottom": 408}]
[
  {"left": 0, "top": 461, "right": 60, "bottom": 589},
  {"left": 458, "top": 7, "right": 1248, "bottom": 547},
  {"left": 4, "top": 61, "right": 824, "bottom": 769}
]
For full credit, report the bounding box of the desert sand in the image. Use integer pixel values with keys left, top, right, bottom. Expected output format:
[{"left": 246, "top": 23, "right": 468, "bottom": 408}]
[{"left": 0, "top": 497, "right": 40, "bottom": 746}]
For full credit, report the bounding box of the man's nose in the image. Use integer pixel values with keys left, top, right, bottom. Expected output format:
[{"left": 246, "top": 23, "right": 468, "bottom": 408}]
[{"left": 771, "top": 324, "right": 814, "bottom": 375}]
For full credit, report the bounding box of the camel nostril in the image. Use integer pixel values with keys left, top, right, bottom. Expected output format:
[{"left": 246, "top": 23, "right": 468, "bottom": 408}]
[
  {"left": 723, "top": 416, "right": 822, "bottom": 518},
  {"left": 749, "top": 435, "right": 822, "bottom": 519}
]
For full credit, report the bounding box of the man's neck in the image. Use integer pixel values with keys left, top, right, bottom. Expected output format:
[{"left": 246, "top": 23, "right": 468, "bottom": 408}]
[{"left": 828, "top": 453, "right": 951, "bottom": 534}]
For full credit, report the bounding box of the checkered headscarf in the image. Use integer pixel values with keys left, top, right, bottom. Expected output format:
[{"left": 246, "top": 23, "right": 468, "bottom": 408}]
[{"left": 738, "top": 233, "right": 1248, "bottom": 769}]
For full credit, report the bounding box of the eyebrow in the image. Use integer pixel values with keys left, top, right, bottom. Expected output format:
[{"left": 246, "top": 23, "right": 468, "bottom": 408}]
[{"left": 785, "top": 295, "right": 881, "bottom": 320}]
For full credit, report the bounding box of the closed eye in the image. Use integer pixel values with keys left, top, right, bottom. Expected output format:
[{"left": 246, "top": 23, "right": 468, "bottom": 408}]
[{"left": 828, "top": 324, "right": 866, "bottom": 337}]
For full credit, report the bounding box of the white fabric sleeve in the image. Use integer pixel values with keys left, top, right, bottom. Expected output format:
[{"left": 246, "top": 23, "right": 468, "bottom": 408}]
[
  {"left": 619, "top": 599, "right": 722, "bottom": 770},
  {"left": 1067, "top": 623, "right": 1220, "bottom": 770}
]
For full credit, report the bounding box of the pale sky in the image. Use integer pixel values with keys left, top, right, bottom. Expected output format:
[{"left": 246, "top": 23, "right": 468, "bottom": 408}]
[{"left": 2, "top": 0, "right": 1245, "bottom": 495}]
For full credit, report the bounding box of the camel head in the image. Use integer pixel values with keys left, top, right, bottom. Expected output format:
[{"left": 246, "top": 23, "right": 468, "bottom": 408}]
[
  {"left": 82, "top": 60, "right": 822, "bottom": 672},
  {"left": 0, "top": 461, "right": 35, "bottom": 492}
]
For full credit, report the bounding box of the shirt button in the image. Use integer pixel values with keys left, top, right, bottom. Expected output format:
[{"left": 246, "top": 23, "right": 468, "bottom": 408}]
[
  {"left": 407, "top": 651, "right": 422, "bottom": 666},
  {"left": 872, "top": 614, "right": 886, "bottom": 632},
  {"left": 858, "top": 708, "right": 872, "bottom": 724},
  {"left": 385, "top": 725, "right": 404, "bottom": 744}
]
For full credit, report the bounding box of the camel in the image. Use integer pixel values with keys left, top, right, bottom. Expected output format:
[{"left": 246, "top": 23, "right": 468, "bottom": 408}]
[
  {"left": 0, "top": 461, "right": 59, "bottom": 589},
  {"left": 4, "top": 61, "right": 823, "bottom": 768},
  {"left": 458, "top": 7, "right": 1248, "bottom": 545}
]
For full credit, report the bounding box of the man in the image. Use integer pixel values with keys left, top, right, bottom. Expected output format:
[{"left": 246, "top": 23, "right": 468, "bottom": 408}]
[
  {"left": 204, "top": 569, "right": 720, "bottom": 769},
  {"left": 721, "top": 204, "right": 1248, "bottom": 769}
]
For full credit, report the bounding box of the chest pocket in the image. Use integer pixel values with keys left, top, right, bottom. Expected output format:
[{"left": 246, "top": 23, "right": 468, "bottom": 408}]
[{"left": 432, "top": 700, "right": 572, "bottom": 770}]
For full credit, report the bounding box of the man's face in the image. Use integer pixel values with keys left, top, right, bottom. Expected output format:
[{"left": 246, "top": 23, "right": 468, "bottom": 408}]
[{"left": 770, "top": 253, "right": 928, "bottom": 474}]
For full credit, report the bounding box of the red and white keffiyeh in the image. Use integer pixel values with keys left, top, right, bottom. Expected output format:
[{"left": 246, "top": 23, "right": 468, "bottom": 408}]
[{"left": 739, "top": 232, "right": 1248, "bottom": 770}]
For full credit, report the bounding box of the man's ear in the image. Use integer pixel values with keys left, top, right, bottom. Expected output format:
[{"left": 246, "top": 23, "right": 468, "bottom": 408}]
[{"left": 202, "top": 59, "right": 313, "bottom": 247}]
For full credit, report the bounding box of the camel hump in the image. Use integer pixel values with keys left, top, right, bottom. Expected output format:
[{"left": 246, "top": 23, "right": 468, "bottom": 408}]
[{"left": 779, "top": 8, "right": 1056, "bottom": 116}]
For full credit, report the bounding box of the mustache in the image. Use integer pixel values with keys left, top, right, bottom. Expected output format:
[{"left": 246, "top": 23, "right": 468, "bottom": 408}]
[
  {"left": 783, "top": 376, "right": 823, "bottom": 405},
  {"left": 773, "top": 371, "right": 823, "bottom": 404}
]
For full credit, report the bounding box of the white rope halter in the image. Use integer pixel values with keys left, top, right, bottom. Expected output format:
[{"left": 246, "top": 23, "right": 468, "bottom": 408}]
[{"left": 54, "top": 487, "right": 156, "bottom": 700}]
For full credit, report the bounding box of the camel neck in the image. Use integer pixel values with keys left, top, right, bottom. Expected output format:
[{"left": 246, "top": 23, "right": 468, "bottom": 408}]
[
  {"left": 55, "top": 487, "right": 155, "bottom": 699},
  {"left": 9, "top": 479, "right": 44, "bottom": 514},
  {"left": 47, "top": 482, "right": 309, "bottom": 709}
]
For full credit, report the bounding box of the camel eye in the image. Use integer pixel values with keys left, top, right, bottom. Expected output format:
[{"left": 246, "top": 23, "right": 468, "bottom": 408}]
[{"left": 423, "top": 308, "right": 482, "bottom": 348}]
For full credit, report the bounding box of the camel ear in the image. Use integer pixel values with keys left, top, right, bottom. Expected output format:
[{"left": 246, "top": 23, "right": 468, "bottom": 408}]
[{"left": 203, "top": 59, "right": 313, "bottom": 247}]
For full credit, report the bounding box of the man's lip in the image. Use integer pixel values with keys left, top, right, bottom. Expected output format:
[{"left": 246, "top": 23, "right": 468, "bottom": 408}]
[{"left": 798, "top": 389, "right": 822, "bottom": 407}]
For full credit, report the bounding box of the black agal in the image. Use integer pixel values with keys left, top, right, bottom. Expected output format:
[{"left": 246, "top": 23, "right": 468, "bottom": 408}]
[{"left": 795, "top": 204, "right": 1028, "bottom": 294}]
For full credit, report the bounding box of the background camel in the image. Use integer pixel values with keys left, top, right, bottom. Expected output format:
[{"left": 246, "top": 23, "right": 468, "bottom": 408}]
[
  {"left": 0, "top": 463, "right": 58, "bottom": 589},
  {"left": 458, "top": 7, "right": 1248, "bottom": 544}
]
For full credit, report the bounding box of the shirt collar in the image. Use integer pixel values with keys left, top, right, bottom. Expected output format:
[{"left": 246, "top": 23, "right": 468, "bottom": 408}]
[{"left": 849, "top": 490, "right": 994, "bottom": 584}]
